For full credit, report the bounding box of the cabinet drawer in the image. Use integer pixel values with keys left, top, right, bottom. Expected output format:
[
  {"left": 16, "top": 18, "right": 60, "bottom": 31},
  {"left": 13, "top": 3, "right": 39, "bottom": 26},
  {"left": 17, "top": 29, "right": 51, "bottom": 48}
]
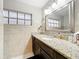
[
  {"left": 38, "top": 40, "right": 56, "bottom": 59},
  {"left": 32, "top": 37, "right": 40, "bottom": 55},
  {"left": 55, "top": 51, "right": 67, "bottom": 59},
  {"left": 40, "top": 49, "right": 51, "bottom": 59}
]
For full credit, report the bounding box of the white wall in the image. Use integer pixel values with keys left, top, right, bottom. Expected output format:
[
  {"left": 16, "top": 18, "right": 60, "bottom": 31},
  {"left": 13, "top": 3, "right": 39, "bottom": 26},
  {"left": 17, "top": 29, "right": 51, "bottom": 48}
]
[
  {"left": 0, "top": 24, "right": 4, "bottom": 59},
  {"left": 0, "top": 0, "right": 3, "bottom": 59},
  {"left": 4, "top": 0, "right": 42, "bottom": 59},
  {"left": 0, "top": 0, "right": 3, "bottom": 20},
  {"left": 0, "top": 0, "right": 3, "bottom": 10},
  {"left": 75, "top": 0, "right": 79, "bottom": 32}
]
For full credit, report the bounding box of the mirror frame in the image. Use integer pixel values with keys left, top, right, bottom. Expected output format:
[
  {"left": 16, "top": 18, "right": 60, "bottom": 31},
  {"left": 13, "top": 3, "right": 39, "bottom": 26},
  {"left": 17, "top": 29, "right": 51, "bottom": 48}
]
[{"left": 45, "top": 1, "right": 75, "bottom": 33}]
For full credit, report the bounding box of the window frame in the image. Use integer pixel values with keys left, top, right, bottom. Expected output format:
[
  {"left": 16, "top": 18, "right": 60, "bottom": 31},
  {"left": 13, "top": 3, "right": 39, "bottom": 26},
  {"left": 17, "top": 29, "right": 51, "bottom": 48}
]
[{"left": 3, "top": 9, "right": 32, "bottom": 26}]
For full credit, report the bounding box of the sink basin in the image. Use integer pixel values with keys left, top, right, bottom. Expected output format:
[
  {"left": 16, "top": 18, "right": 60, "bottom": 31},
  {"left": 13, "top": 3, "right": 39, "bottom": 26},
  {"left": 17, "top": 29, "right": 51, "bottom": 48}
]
[{"left": 42, "top": 37, "right": 53, "bottom": 40}]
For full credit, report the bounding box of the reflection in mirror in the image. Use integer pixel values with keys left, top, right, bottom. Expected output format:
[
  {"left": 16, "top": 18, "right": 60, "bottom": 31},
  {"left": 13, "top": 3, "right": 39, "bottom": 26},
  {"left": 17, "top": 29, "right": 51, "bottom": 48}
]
[{"left": 45, "top": 1, "right": 74, "bottom": 33}]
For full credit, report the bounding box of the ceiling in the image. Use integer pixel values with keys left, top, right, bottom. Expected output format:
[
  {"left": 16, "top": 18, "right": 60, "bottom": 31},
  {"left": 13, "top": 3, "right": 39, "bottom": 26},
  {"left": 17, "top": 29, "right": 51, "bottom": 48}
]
[{"left": 16, "top": 0, "right": 49, "bottom": 8}]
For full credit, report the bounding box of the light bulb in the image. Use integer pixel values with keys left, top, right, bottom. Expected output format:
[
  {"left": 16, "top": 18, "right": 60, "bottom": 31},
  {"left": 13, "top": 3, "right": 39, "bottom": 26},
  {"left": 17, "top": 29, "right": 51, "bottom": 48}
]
[
  {"left": 44, "top": 7, "right": 52, "bottom": 15},
  {"left": 51, "top": 3, "right": 57, "bottom": 9}
]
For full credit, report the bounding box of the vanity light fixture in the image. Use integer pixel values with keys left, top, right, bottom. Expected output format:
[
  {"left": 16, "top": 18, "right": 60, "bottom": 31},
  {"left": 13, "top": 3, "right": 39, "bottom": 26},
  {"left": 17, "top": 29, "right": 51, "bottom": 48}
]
[
  {"left": 44, "top": 7, "right": 52, "bottom": 15},
  {"left": 51, "top": 3, "right": 57, "bottom": 9},
  {"left": 44, "top": 9, "right": 51, "bottom": 15},
  {"left": 51, "top": 0, "right": 58, "bottom": 9}
]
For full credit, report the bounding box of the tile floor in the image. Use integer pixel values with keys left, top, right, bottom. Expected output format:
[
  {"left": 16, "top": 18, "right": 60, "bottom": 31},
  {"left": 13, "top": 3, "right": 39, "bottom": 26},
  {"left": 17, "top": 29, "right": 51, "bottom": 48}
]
[{"left": 11, "top": 53, "right": 34, "bottom": 59}]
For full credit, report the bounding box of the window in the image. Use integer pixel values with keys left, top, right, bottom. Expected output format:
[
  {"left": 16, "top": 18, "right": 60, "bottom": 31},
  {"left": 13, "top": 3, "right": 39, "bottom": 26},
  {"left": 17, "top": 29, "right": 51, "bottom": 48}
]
[
  {"left": 18, "top": 13, "right": 24, "bottom": 19},
  {"left": 47, "top": 19, "right": 59, "bottom": 28},
  {"left": 3, "top": 10, "right": 8, "bottom": 24},
  {"left": 18, "top": 12, "right": 25, "bottom": 25},
  {"left": 25, "top": 14, "right": 32, "bottom": 25},
  {"left": 9, "top": 19, "right": 17, "bottom": 24},
  {"left": 25, "top": 14, "right": 31, "bottom": 19},
  {"left": 2, "top": 9, "right": 32, "bottom": 25},
  {"left": 9, "top": 11, "right": 17, "bottom": 24},
  {"left": 18, "top": 19, "right": 24, "bottom": 24},
  {"left": 25, "top": 21, "right": 31, "bottom": 25},
  {"left": 3, "top": 10, "right": 8, "bottom": 17},
  {"left": 9, "top": 11, "right": 17, "bottom": 18},
  {"left": 3, "top": 18, "right": 8, "bottom": 24}
]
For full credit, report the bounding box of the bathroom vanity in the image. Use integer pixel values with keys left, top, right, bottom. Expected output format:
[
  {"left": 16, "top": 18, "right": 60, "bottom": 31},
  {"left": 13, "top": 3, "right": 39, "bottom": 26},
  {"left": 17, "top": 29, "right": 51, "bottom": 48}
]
[
  {"left": 32, "top": 33, "right": 79, "bottom": 59},
  {"left": 32, "top": 35, "right": 67, "bottom": 59}
]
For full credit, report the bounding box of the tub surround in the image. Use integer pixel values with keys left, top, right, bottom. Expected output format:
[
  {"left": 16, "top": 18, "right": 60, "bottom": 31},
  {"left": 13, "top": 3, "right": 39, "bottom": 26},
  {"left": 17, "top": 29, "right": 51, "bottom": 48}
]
[{"left": 32, "top": 33, "right": 79, "bottom": 59}]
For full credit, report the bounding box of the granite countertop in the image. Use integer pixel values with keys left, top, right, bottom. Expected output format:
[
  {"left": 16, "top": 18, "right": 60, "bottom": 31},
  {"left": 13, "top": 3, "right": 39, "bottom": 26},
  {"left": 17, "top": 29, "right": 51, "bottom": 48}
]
[{"left": 32, "top": 33, "right": 79, "bottom": 59}]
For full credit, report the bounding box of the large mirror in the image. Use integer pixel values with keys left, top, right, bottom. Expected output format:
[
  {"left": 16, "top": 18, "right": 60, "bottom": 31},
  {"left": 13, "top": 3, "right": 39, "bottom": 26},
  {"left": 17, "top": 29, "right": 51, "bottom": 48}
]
[{"left": 45, "top": 1, "right": 75, "bottom": 33}]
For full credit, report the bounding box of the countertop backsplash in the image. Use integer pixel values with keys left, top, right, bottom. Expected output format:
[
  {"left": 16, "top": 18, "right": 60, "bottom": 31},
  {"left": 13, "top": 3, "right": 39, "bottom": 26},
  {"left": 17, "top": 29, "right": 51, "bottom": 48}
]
[{"left": 40, "top": 31, "right": 74, "bottom": 43}]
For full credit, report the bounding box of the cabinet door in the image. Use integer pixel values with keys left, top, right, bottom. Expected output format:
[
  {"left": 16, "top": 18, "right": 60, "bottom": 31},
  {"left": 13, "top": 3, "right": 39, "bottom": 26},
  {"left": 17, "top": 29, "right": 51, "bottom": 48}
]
[
  {"left": 55, "top": 51, "right": 67, "bottom": 59},
  {"left": 33, "top": 42, "right": 40, "bottom": 55},
  {"left": 40, "top": 49, "right": 51, "bottom": 59},
  {"left": 38, "top": 40, "right": 56, "bottom": 59},
  {"left": 32, "top": 36, "right": 40, "bottom": 55}
]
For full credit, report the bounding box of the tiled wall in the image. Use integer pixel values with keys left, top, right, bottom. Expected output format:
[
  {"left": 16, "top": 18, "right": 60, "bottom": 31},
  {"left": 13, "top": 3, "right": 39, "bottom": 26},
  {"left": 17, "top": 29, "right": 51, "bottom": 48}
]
[
  {"left": 4, "top": 25, "right": 33, "bottom": 59},
  {"left": 3, "top": 0, "right": 42, "bottom": 59},
  {"left": 0, "top": 0, "right": 3, "bottom": 59}
]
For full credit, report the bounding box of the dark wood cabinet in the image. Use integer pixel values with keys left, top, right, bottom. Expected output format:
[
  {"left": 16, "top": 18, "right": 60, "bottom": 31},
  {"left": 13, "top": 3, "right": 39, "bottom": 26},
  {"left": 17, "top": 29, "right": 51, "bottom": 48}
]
[
  {"left": 32, "top": 36, "right": 67, "bottom": 59},
  {"left": 55, "top": 51, "right": 67, "bottom": 59},
  {"left": 32, "top": 36, "right": 40, "bottom": 55},
  {"left": 40, "top": 48, "right": 51, "bottom": 59}
]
